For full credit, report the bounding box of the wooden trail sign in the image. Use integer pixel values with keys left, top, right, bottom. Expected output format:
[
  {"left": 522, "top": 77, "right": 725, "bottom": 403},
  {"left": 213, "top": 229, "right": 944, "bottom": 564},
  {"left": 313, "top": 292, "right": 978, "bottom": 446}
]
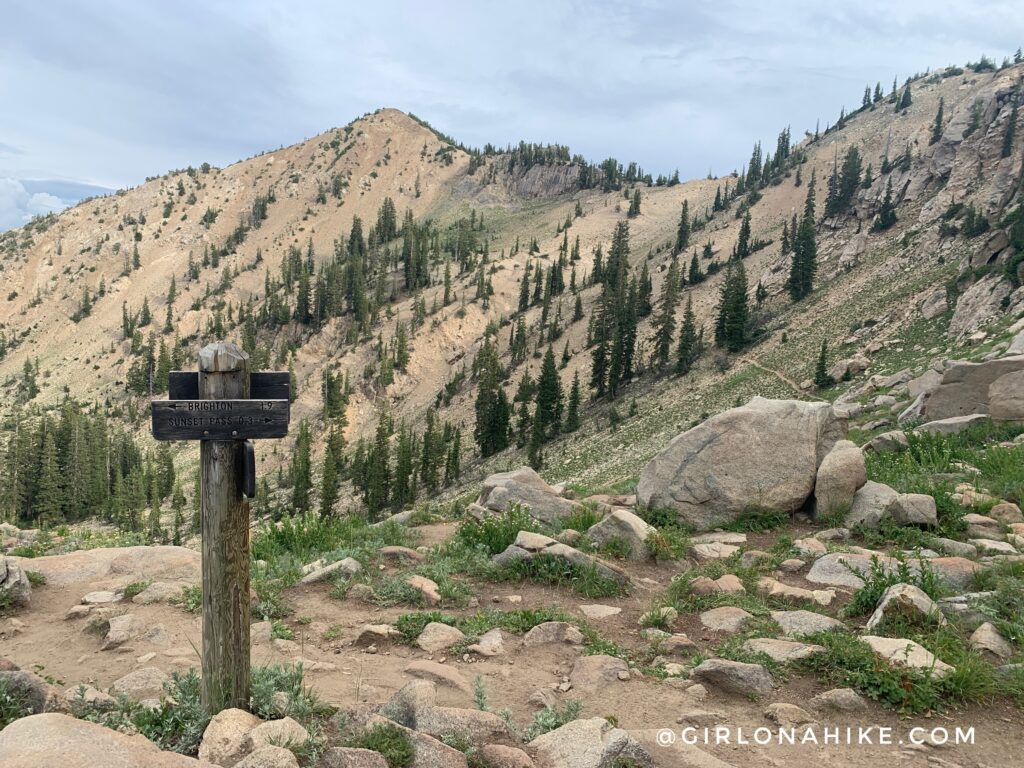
[{"left": 150, "top": 342, "right": 291, "bottom": 713}]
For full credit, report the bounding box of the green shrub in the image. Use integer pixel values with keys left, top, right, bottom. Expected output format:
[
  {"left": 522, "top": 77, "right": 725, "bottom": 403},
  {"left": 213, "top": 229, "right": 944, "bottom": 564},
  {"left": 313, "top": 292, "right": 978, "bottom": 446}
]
[
  {"left": 122, "top": 580, "right": 150, "bottom": 600},
  {"left": 493, "top": 554, "right": 623, "bottom": 598},
  {"left": 344, "top": 723, "right": 414, "bottom": 768},
  {"left": 843, "top": 553, "right": 941, "bottom": 618},
  {"left": 250, "top": 663, "right": 328, "bottom": 723},
  {"left": 455, "top": 506, "right": 538, "bottom": 555},
  {"left": 0, "top": 677, "right": 33, "bottom": 729},
  {"left": 523, "top": 700, "right": 583, "bottom": 740},
  {"left": 722, "top": 506, "right": 789, "bottom": 533}
]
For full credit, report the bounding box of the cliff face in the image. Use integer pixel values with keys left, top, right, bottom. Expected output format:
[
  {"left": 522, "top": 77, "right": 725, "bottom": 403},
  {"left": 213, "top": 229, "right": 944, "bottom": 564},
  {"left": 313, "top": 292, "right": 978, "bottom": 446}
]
[{"left": 503, "top": 162, "right": 582, "bottom": 199}]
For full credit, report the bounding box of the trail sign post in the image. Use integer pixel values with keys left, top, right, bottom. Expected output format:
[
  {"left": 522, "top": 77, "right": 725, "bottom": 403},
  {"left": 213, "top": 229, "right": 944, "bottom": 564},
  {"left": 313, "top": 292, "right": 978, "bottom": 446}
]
[{"left": 150, "top": 342, "right": 291, "bottom": 713}]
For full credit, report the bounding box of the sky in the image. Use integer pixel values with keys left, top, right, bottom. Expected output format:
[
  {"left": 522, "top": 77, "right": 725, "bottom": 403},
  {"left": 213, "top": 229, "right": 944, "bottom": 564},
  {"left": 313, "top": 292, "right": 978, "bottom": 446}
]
[{"left": 1, "top": 0, "right": 1021, "bottom": 230}]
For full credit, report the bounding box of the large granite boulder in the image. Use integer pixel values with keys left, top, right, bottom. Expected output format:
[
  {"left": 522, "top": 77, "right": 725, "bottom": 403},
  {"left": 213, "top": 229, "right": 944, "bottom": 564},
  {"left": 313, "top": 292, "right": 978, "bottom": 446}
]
[
  {"left": 476, "top": 467, "right": 584, "bottom": 524},
  {"left": 989, "top": 370, "right": 1024, "bottom": 423},
  {"left": 814, "top": 440, "right": 867, "bottom": 518},
  {"left": 1, "top": 555, "right": 31, "bottom": 608},
  {"left": 637, "top": 398, "right": 846, "bottom": 529},
  {"left": 921, "top": 355, "right": 1024, "bottom": 421}
]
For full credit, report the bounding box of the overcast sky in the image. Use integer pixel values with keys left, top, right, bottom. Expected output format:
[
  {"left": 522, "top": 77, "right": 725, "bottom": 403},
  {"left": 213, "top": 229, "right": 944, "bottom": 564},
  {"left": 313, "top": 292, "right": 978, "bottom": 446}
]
[{"left": 1, "top": 0, "right": 1021, "bottom": 230}]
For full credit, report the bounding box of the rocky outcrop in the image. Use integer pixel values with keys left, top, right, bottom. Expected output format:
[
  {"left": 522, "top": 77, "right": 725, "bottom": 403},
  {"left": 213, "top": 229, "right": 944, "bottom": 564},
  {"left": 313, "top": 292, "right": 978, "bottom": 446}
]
[
  {"left": 948, "top": 274, "right": 1013, "bottom": 338},
  {"left": 637, "top": 398, "right": 846, "bottom": 529},
  {"left": 12, "top": 546, "right": 200, "bottom": 587},
  {"left": 0, "top": 713, "right": 206, "bottom": 767},
  {"left": 921, "top": 355, "right": 1024, "bottom": 421},
  {"left": 528, "top": 717, "right": 653, "bottom": 768},
  {"left": 476, "top": 467, "right": 584, "bottom": 524},
  {"left": 989, "top": 369, "right": 1024, "bottom": 423},
  {"left": 1, "top": 555, "right": 31, "bottom": 608}
]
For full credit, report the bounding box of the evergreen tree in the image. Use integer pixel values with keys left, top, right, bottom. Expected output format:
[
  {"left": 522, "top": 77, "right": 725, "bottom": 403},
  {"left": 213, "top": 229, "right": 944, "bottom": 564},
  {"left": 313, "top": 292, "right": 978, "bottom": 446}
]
[
  {"left": 675, "top": 295, "right": 699, "bottom": 375},
  {"left": 873, "top": 177, "right": 898, "bottom": 231},
  {"left": 814, "top": 339, "right": 833, "bottom": 389},
  {"left": 535, "top": 347, "right": 564, "bottom": 437},
  {"left": 930, "top": 97, "right": 945, "bottom": 145},
  {"left": 290, "top": 418, "right": 312, "bottom": 514},
  {"left": 652, "top": 257, "right": 680, "bottom": 368},
  {"left": 627, "top": 188, "right": 641, "bottom": 217},
  {"left": 787, "top": 172, "right": 817, "bottom": 301},
  {"left": 715, "top": 261, "right": 749, "bottom": 352},
  {"left": 897, "top": 83, "right": 913, "bottom": 111},
  {"left": 688, "top": 252, "right": 703, "bottom": 284},
  {"left": 473, "top": 339, "right": 511, "bottom": 457},
  {"left": 736, "top": 212, "right": 752, "bottom": 259},
  {"left": 1003, "top": 93, "right": 1019, "bottom": 159},
  {"left": 675, "top": 200, "right": 690, "bottom": 252},
  {"left": 564, "top": 372, "right": 582, "bottom": 432},
  {"left": 364, "top": 411, "right": 391, "bottom": 518}
]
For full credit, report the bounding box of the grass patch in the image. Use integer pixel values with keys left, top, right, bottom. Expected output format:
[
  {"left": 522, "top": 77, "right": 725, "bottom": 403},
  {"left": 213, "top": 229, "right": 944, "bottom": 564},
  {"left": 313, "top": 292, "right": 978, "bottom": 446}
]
[
  {"left": 173, "top": 585, "right": 202, "bottom": 613},
  {"left": 454, "top": 506, "right": 538, "bottom": 555},
  {"left": 394, "top": 606, "right": 572, "bottom": 642},
  {"left": 972, "top": 560, "right": 1024, "bottom": 647},
  {"left": 523, "top": 700, "right": 583, "bottom": 740},
  {"left": 343, "top": 722, "right": 414, "bottom": 768},
  {"left": 722, "top": 506, "right": 790, "bottom": 533},
  {"left": 842, "top": 553, "right": 942, "bottom": 618},
  {"left": 25, "top": 570, "right": 46, "bottom": 586},
  {"left": 250, "top": 663, "right": 331, "bottom": 723},
  {"left": 0, "top": 677, "right": 33, "bottom": 729},
  {"left": 492, "top": 553, "right": 624, "bottom": 598},
  {"left": 122, "top": 580, "right": 150, "bottom": 600}
]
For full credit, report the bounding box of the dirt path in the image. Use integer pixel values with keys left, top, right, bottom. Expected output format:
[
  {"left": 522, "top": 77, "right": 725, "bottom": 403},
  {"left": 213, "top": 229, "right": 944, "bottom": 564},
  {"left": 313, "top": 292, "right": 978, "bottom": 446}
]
[{"left": 737, "top": 356, "right": 825, "bottom": 400}]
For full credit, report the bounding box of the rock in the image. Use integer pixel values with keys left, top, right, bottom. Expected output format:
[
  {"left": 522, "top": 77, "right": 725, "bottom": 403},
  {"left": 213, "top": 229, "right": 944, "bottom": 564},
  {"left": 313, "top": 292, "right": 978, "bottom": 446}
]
[
  {"left": 922, "top": 355, "right": 1024, "bottom": 421},
  {"left": 810, "top": 688, "right": 868, "bottom": 712},
  {"left": 887, "top": 493, "right": 938, "bottom": 526},
  {"left": 865, "top": 583, "right": 945, "bottom": 630},
  {"left": 688, "top": 542, "right": 739, "bottom": 562},
  {"left": 829, "top": 355, "right": 869, "bottom": 382},
  {"left": 378, "top": 546, "right": 425, "bottom": 563},
  {"left": 497, "top": 532, "right": 628, "bottom": 585},
  {"left": 792, "top": 538, "right": 827, "bottom": 558},
  {"left": 64, "top": 605, "right": 92, "bottom": 620},
  {"left": 63, "top": 683, "right": 117, "bottom": 712},
  {"left": 82, "top": 590, "right": 120, "bottom": 605},
  {"left": 102, "top": 613, "right": 146, "bottom": 650},
  {"left": 404, "top": 660, "right": 472, "bottom": 693},
  {"left": 132, "top": 581, "right": 190, "bottom": 605},
  {"left": 914, "top": 414, "right": 990, "bottom": 435},
  {"left": 578, "top": 604, "right": 621, "bottom": 620},
  {"left": 523, "top": 622, "right": 584, "bottom": 647},
  {"left": 873, "top": 395, "right": 897, "bottom": 408},
  {"left": 199, "top": 708, "right": 264, "bottom": 767},
  {"left": 405, "top": 575, "right": 441, "bottom": 607},
  {"left": 353, "top": 624, "right": 401, "bottom": 646},
  {"left": 637, "top": 398, "right": 845, "bottom": 530},
  {"left": 586, "top": 510, "right": 654, "bottom": 560},
  {"left": 17, "top": 545, "right": 200, "bottom": 587},
  {"left": 467, "top": 628, "right": 507, "bottom": 657},
  {"left": 970, "top": 538, "right": 1018, "bottom": 555},
  {"left": 814, "top": 441, "right": 867, "bottom": 517},
  {"left": 235, "top": 746, "right": 299, "bottom": 768},
  {"left": 920, "top": 288, "right": 948, "bottom": 319},
  {"left": 778, "top": 558, "right": 806, "bottom": 573},
  {"left": 569, "top": 655, "right": 630, "bottom": 689},
  {"left": 321, "top": 747, "right": 390, "bottom": 768},
  {"left": 690, "top": 659, "right": 773, "bottom": 695},
  {"left": 770, "top": 610, "right": 845, "bottom": 637},
  {"left": 845, "top": 481, "right": 899, "bottom": 528},
  {"left": 366, "top": 714, "right": 468, "bottom": 768},
  {"left": 859, "top": 636, "right": 954, "bottom": 678},
  {"left": 691, "top": 532, "right": 747, "bottom": 545},
  {"left": 416, "top": 622, "right": 465, "bottom": 653},
  {"left": 990, "top": 370, "right": 1024, "bottom": 423},
  {"left": 0, "top": 556, "right": 31, "bottom": 607},
  {"left": 970, "top": 622, "right": 1013, "bottom": 661},
  {"left": 990, "top": 502, "right": 1024, "bottom": 524},
  {"left": 756, "top": 577, "right": 834, "bottom": 607},
  {"left": 639, "top": 606, "right": 678, "bottom": 627},
  {"left": 477, "top": 744, "right": 534, "bottom": 768},
  {"left": 527, "top": 717, "right": 653, "bottom": 768},
  {"left": 658, "top": 634, "right": 699, "bottom": 654},
  {"left": 0, "top": 671, "right": 62, "bottom": 715},
  {"left": 477, "top": 467, "right": 584, "bottom": 524},
  {"left": 699, "top": 607, "right": 752, "bottom": 633},
  {"left": 247, "top": 717, "right": 309, "bottom": 751},
  {"left": 864, "top": 430, "right": 909, "bottom": 454},
  {"left": 110, "top": 667, "right": 169, "bottom": 701},
  {"left": 934, "top": 538, "right": 977, "bottom": 558},
  {"left": 0, "top": 713, "right": 205, "bottom": 767},
  {"left": 414, "top": 706, "right": 511, "bottom": 744},
  {"left": 764, "top": 703, "right": 816, "bottom": 727},
  {"left": 742, "top": 638, "right": 825, "bottom": 663},
  {"left": 807, "top": 552, "right": 980, "bottom": 591},
  {"left": 299, "top": 558, "right": 361, "bottom": 584},
  {"left": 948, "top": 274, "right": 1013, "bottom": 338}
]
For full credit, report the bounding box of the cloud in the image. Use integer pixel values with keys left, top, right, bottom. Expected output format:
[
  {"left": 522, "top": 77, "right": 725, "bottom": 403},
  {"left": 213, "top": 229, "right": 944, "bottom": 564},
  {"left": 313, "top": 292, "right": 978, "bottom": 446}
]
[{"left": 0, "top": 177, "right": 94, "bottom": 231}]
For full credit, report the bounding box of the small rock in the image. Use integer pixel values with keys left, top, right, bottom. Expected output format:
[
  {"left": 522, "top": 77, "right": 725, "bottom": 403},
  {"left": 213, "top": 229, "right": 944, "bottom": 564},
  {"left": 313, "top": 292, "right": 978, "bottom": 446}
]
[
  {"left": 199, "top": 707, "right": 264, "bottom": 767},
  {"left": 110, "top": 667, "right": 169, "bottom": 701},
  {"left": 699, "top": 607, "right": 753, "bottom": 633},
  {"left": 771, "top": 610, "right": 845, "bottom": 637},
  {"left": 743, "top": 638, "right": 825, "bottom": 663},
  {"left": 236, "top": 745, "right": 300, "bottom": 768},
  {"left": 522, "top": 622, "right": 584, "bottom": 646},
  {"left": 690, "top": 659, "right": 773, "bottom": 695},
  {"left": 467, "top": 628, "right": 506, "bottom": 657},
  {"left": 989, "top": 502, "right": 1024, "bottom": 525},
  {"left": 865, "top": 583, "right": 945, "bottom": 631},
  {"left": 569, "top": 655, "right": 630, "bottom": 689},
  {"left": 764, "top": 702, "right": 816, "bottom": 726},
  {"left": 779, "top": 558, "right": 806, "bottom": 573},
  {"left": 247, "top": 716, "right": 309, "bottom": 751},
  {"left": 405, "top": 575, "right": 441, "bottom": 606},
  {"left": 970, "top": 622, "right": 1013, "bottom": 661},
  {"left": 810, "top": 688, "right": 868, "bottom": 712},
  {"left": 578, "top": 604, "right": 621, "bottom": 620},
  {"left": 322, "top": 747, "right": 390, "bottom": 768},
  {"left": 859, "top": 635, "right": 954, "bottom": 678},
  {"left": 689, "top": 542, "right": 739, "bottom": 562},
  {"left": 405, "top": 660, "right": 472, "bottom": 693},
  {"left": 416, "top": 622, "right": 466, "bottom": 653}
]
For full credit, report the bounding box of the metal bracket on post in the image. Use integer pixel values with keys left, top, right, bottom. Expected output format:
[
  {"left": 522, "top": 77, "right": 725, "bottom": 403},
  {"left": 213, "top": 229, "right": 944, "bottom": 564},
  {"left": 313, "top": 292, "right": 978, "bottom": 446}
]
[{"left": 242, "top": 440, "right": 256, "bottom": 498}]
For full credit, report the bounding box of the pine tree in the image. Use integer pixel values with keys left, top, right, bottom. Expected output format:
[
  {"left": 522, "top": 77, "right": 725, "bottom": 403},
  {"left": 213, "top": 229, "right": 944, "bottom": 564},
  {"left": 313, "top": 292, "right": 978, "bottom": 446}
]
[
  {"left": 564, "top": 372, "right": 582, "bottom": 432},
  {"left": 1003, "top": 93, "right": 1018, "bottom": 159},
  {"left": 535, "top": 347, "right": 564, "bottom": 437},
  {"left": 688, "top": 253, "right": 703, "bottom": 284},
  {"left": 652, "top": 257, "right": 680, "bottom": 368},
  {"left": 930, "top": 97, "right": 945, "bottom": 145},
  {"left": 787, "top": 171, "right": 817, "bottom": 301},
  {"left": 627, "top": 188, "right": 641, "bottom": 217},
  {"left": 527, "top": 409, "right": 545, "bottom": 470},
  {"left": 873, "top": 177, "right": 898, "bottom": 231},
  {"left": 473, "top": 339, "right": 510, "bottom": 457},
  {"left": 290, "top": 418, "right": 312, "bottom": 514},
  {"left": 171, "top": 485, "right": 185, "bottom": 545},
  {"left": 736, "top": 212, "right": 752, "bottom": 258},
  {"left": 814, "top": 339, "right": 833, "bottom": 389},
  {"left": 364, "top": 412, "right": 391, "bottom": 518},
  {"left": 675, "top": 295, "right": 699, "bottom": 374},
  {"left": 715, "top": 261, "right": 749, "bottom": 352},
  {"left": 675, "top": 200, "right": 690, "bottom": 252},
  {"left": 443, "top": 428, "right": 461, "bottom": 486},
  {"left": 898, "top": 83, "right": 913, "bottom": 111},
  {"left": 319, "top": 442, "right": 340, "bottom": 517}
]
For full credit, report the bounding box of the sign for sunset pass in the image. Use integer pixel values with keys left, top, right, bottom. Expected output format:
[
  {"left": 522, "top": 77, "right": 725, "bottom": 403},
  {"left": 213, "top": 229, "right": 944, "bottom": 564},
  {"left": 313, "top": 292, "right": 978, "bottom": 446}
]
[{"left": 151, "top": 399, "right": 290, "bottom": 440}]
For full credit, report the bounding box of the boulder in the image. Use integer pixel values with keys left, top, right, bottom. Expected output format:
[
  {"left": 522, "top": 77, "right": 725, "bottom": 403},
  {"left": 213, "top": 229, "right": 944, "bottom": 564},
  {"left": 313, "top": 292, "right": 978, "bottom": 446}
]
[
  {"left": 636, "top": 398, "right": 846, "bottom": 529},
  {"left": 246, "top": 717, "right": 308, "bottom": 752},
  {"left": 921, "top": 355, "right": 1024, "bottom": 421},
  {"left": 0, "top": 713, "right": 206, "bottom": 767},
  {"left": 887, "top": 493, "right": 938, "bottom": 527},
  {"left": 859, "top": 636, "right": 953, "bottom": 678},
  {"left": 920, "top": 289, "right": 948, "bottom": 319},
  {"left": 688, "top": 542, "right": 739, "bottom": 562},
  {"left": 807, "top": 552, "right": 980, "bottom": 591},
  {"left": 0, "top": 671, "right": 62, "bottom": 715},
  {"left": 527, "top": 717, "right": 653, "bottom": 768},
  {"left": 699, "top": 607, "right": 753, "bottom": 633},
  {"left": 578, "top": 604, "right": 621, "bottom": 620},
  {"left": 299, "top": 558, "right": 361, "bottom": 585},
  {"left": 0, "top": 556, "right": 31, "bottom": 608},
  {"left": 365, "top": 714, "right": 468, "bottom": 768},
  {"left": 913, "top": 414, "right": 989, "bottom": 435},
  {"left": 405, "top": 575, "right": 441, "bottom": 607},
  {"left": 63, "top": 684, "right": 116, "bottom": 712},
  {"left": 466, "top": 628, "right": 507, "bottom": 657},
  {"left": 416, "top": 622, "right": 466, "bottom": 653},
  {"left": 404, "top": 661, "right": 472, "bottom": 693},
  {"left": 863, "top": 430, "right": 909, "bottom": 454},
  {"left": 586, "top": 510, "right": 654, "bottom": 560},
  {"left": 864, "top": 583, "right": 945, "bottom": 630},
  {"left": 844, "top": 481, "right": 899, "bottom": 528},
  {"left": 321, "top": 748, "right": 389, "bottom": 768},
  {"left": 569, "top": 655, "right": 630, "bottom": 689},
  {"left": 948, "top": 274, "right": 1013, "bottom": 338},
  {"left": 477, "top": 467, "right": 584, "bottom": 524},
  {"left": 742, "top": 638, "right": 825, "bottom": 663},
  {"left": 990, "top": 370, "right": 1024, "bottom": 423},
  {"left": 970, "top": 622, "right": 1013, "bottom": 660},
  {"left": 16, "top": 545, "right": 200, "bottom": 587},
  {"left": 690, "top": 659, "right": 773, "bottom": 695},
  {"left": 814, "top": 440, "right": 867, "bottom": 518},
  {"left": 199, "top": 708, "right": 263, "bottom": 767},
  {"left": 756, "top": 577, "right": 834, "bottom": 607},
  {"left": 494, "top": 532, "right": 628, "bottom": 585},
  {"left": 764, "top": 703, "right": 816, "bottom": 727},
  {"left": 132, "top": 581, "right": 191, "bottom": 605},
  {"left": 476, "top": 745, "right": 534, "bottom": 768},
  {"left": 810, "top": 688, "right": 868, "bottom": 712},
  {"left": 770, "top": 610, "right": 845, "bottom": 637},
  {"left": 110, "top": 667, "right": 169, "bottom": 701},
  {"left": 523, "top": 621, "right": 585, "bottom": 647},
  {"left": 235, "top": 746, "right": 298, "bottom": 768},
  {"left": 990, "top": 502, "right": 1024, "bottom": 525}
]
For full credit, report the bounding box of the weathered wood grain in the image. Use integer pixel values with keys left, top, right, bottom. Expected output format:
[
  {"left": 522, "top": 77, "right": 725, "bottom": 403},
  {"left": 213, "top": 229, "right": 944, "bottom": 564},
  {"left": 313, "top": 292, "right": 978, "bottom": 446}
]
[{"left": 151, "top": 399, "right": 289, "bottom": 440}]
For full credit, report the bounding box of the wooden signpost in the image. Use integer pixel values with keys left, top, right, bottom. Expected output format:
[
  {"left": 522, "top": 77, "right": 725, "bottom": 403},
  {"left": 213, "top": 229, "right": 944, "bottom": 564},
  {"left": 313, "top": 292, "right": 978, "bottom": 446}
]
[{"left": 151, "top": 342, "right": 291, "bottom": 713}]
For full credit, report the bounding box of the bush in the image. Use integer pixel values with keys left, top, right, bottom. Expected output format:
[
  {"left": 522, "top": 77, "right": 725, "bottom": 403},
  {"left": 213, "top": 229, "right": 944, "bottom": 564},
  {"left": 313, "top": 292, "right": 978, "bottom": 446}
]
[
  {"left": 344, "top": 723, "right": 414, "bottom": 768},
  {"left": 493, "top": 554, "right": 623, "bottom": 598},
  {"left": 250, "top": 663, "right": 328, "bottom": 722},
  {"left": 843, "top": 553, "right": 941, "bottom": 618},
  {"left": 455, "top": 506, "right": 538, "bottom": 555},
  {"left": 523, "top": 700, "right": 583, "bottom": 740},
  {"left": 0, "top": 677, "right": 33, "bottom": 729}
]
